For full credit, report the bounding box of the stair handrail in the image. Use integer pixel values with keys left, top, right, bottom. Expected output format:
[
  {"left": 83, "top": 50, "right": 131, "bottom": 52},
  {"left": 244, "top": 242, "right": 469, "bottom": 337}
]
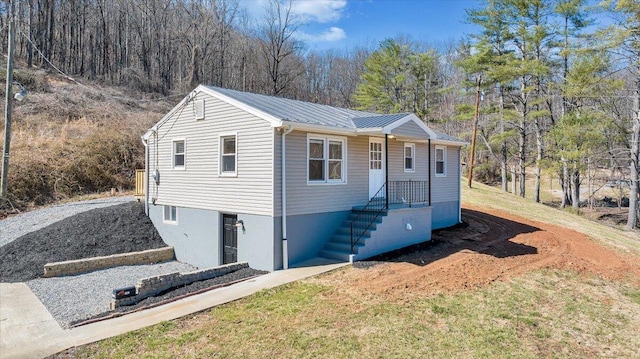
[{"left": 350, "top": 182, "right": 387, "bottom": 254}]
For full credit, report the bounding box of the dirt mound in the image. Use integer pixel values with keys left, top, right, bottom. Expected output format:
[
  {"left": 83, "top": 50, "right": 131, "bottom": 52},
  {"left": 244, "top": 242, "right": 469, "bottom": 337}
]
[
  {"left": 0, "top": 202, "right": 166, "bottom": 282},
  {"left": 329, "top": 205, "right": 640, "bottom": 302}
]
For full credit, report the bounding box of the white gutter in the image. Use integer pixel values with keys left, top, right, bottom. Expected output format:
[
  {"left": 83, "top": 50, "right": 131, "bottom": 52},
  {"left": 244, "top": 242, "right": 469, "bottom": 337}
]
[{"left": 281, "top": 125, "right": 294, "bottom": 270}]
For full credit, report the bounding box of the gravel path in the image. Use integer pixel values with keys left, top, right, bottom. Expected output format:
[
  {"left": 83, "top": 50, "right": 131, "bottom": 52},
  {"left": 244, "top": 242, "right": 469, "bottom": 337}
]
[
  {"left": 2, "top": 196, "right": 267, "bottom": 330},
  {"left": 0, "top": 196, "right": 133, "bottom": 247},
  {"left": 27, "top": 262, "right": 197, "bottom": 328}
]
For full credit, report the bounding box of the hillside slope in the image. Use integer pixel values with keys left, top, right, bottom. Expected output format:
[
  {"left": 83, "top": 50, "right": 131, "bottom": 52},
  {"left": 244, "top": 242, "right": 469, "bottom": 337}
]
[{"left": 1, "top": 66, "right": 176, "bottom": 215}]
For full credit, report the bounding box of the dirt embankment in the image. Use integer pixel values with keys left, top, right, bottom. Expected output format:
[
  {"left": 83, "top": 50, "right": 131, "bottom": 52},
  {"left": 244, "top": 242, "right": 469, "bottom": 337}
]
[
  {"left": 327, "top": 205, "right": 640, "bottom": 301},
  {"left": 0, "top": 202, "right": 165, "bottom": 283}
]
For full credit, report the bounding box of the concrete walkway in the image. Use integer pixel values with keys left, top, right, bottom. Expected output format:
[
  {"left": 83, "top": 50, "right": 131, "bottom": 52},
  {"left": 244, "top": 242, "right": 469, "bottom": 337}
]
[{"left": 0, "top": 259, "right": 348, "bottom": 359}]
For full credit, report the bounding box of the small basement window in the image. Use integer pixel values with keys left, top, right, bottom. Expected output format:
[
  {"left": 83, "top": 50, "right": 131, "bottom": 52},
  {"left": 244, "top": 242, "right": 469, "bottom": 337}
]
[
  {"left": 163, "top": 205, "right": 177, "bottom": 224},
  {"left": 404, "top": 143, "right": 415, "bottom": 172},
  {"left": 435, "top": 146, "right": 446, "bottom": 176},
  {"left": 173, "top": 140, "right": 185, "bottom": 169}
]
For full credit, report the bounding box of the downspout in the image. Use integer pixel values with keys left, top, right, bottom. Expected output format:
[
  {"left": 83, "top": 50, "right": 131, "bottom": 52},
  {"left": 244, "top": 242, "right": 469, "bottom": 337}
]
[
  {"left": 459, "top": 147, "right": 462, "bottom": 223},
  {"left": 281, "top": 125, "right": 293, "bottom": 270},
  {"left": 428, "top": 139, "right": 432, "bottom": 206},
  {"left": 384, "top": 134, "right": 389, "bottom": 209},
  {"left": 141, "top": 134, "right": 150, "bottom": 216}
]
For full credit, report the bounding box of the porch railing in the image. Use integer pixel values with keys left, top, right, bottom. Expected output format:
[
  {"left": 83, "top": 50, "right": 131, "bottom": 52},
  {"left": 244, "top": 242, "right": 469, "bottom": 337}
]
[
  {"left": 350, "top": 182, "right": 387, "bottom": 254},
  {"left": 388, "top": 180, "right": 428, "bottom": 207},
  {"left": 350, "top": 180, "right": 429, "bottom": 254}
]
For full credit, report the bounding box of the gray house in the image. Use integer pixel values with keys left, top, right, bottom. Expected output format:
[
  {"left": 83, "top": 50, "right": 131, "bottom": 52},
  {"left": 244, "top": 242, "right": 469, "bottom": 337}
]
[{"left": 142, "top": 85, "right": 465, "bottom": 271}]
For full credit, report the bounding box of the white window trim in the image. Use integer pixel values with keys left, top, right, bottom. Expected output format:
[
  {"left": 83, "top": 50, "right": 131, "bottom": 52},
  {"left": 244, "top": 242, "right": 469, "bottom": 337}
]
[
  {"left": 163, "top": 205, "right": 178, "bottom": 224},
  {"left": 194, "top": 99, "right": 205, "bottom": 120},
  {"left": 307, "top": 133, "right": 348, "bottom": 185},
  {"left": 218, "top": 132, "right": 238, "bottom": 177},
  {"left": 435, "top": 145, "right": 447, "bottom": 177},
  {"left": 404, "top": 142, "right": 415, "bottom": 173},
  {"left": 172, "top": 139, "right": 186, "bottom": 170}
]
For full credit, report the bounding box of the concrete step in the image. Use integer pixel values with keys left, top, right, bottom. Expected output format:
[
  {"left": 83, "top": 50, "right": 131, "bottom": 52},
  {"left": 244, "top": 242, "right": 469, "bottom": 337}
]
[
  {"left": 335, "top": 227, "right": 372, "bottom": 237},
  {"left": 330, "top": 233, "right": 370, "bottom": 244},
  {"left": 324, "top": 241, "right": 361, "bottom": 253},
  {"left": 318, "top": 249, "right": 351, "bottom": 262},
  {"left": 348, "top": 209, "right": 388, "bottom": 219}
]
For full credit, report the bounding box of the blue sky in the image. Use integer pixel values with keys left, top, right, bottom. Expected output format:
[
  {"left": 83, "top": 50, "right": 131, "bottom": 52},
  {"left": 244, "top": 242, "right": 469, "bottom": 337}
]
[{"left": 242, "top": 0, "right": 481, "bottom": 52}]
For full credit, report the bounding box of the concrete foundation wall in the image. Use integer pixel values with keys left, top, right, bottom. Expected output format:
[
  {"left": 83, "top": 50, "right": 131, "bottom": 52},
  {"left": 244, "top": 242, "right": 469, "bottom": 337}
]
[
  {"left": 150, "top": 205, "right": 221, "bottom": 269},
  {"left": 355, "top": 206, "right": 432, "bottom": 260},
  {"left": 284, "top": 211, "right": 350, "bottom": 265},
  {"left": 431, "top": 201, "right": 460, "bottom": 229},
  {"left": 150, "top": 205, "right": 279, "bottom": 271},
  {"left": 237, "top": 214, "right": 281, "bottom": 271}
]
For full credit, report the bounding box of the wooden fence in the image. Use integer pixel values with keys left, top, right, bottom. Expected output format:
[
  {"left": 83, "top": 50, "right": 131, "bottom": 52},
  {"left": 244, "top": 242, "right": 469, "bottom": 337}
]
[{"left": 135, "top": 169, "right": 145, "bottom": 200}]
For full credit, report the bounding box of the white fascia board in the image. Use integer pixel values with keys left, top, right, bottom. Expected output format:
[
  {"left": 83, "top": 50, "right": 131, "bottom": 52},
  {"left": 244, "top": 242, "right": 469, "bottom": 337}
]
[
  {"left": 200, "top": 86, "right": 284, "bottom": 127},
  {"left": 355, "top": 127, "right": 384, "bottom": 135},
  {"left": 431, "top": 139, "right": 468, "bottom": 147},
  {"left": 141, "top": 129, "right": 154, "bottom": 141},
  {"left": 283, "top": 121, "right": 357, "bottom": 136},
  {"left": 382, "top": 113, "right": 438, "bottom": 138},
  {"left": 150, "top": 87, "right": 200, "bottom": 132}
]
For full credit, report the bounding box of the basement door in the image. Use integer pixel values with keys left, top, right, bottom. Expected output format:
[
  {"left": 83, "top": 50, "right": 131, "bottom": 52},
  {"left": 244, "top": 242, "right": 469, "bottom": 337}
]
[
  {"left": 222, "top": 214, "right": 238, "bottom": 264},
  {"left": 369, "top": 138, "right": 385, "bottom": 198}
]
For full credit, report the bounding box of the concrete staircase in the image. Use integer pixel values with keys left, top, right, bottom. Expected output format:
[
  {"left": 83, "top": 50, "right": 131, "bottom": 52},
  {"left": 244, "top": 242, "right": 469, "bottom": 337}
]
[{"left": 318, "top": 206, "right": 388, "bottom": 261}]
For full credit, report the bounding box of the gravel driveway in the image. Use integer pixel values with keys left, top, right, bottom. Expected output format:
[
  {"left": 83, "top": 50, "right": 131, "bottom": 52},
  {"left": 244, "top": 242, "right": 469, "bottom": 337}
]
[
  {"left": 0, "top": 196, "right": 196, "bottom": 327},
  {"left": 1, "top": 196, "right": 265, "bottom": 329},
  {"left": 27, "top": 262, "right": 196, "bottom": 328}
]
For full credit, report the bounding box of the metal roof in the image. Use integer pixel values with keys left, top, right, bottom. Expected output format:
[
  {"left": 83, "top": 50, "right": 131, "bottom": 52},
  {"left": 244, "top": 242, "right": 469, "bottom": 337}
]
[
  {"left": 433, "top": 130, "right": 467, "bottom": 143},
  {"left": 206, "top": 86, "right": 376, "bottom": 129},
  {"left": 351, "top": 113, "right": 412, "bottom": 128},
  {"left": 202, "top": 86, "right": 465, "bottom": 144}
]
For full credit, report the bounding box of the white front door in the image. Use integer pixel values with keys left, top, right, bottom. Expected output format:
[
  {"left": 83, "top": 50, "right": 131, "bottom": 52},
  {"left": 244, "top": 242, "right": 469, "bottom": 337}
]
[{"left": 369, "top": 138, "right": 385, "bottom": 198}]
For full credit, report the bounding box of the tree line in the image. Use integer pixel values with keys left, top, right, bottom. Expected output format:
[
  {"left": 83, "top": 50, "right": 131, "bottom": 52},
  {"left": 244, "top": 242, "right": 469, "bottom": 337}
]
[{"left": 0, "top": 0, "right": 637, "bottom": 228}]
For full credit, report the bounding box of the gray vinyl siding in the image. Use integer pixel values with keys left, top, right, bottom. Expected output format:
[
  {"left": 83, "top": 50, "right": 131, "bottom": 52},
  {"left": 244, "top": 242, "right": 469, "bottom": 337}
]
[
  {"left": 390, "top": 121, "right": 425, "bottom": 137},
  {"left": 387, "top": 140, "right": 428, "bottom": 181},
  {"left": 281, "top": 131, "right": 368, "bottom": 216},
  {"left": 431, "top": 144, "right": 461, "bottom": 204},
  {"left": 147, "top": 91, "right": 275, "bottom": 216}
]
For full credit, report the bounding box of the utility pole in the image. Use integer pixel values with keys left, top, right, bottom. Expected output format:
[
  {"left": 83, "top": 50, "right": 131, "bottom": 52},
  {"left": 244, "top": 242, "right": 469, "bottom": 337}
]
[
  {"left": 1, "top": 7, "right": 15, "bottom": 202},
  {"left": 467, "top": 74, "right": 482, "bottom": 188}
]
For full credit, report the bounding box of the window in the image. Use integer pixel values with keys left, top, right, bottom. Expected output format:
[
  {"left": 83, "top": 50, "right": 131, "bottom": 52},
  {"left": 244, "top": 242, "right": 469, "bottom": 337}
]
[
  {"left": 308, "top": 135, "right": 346, "bottom": 184},
  {"left": 163, "top": 205, "right": 177, "bottom": 223},
  {"left": 370, "top": 142, "right": 382, "bottom": 170},
  {"left": 309, "top": 139, "right": 325, "bottom": 181},
  {"left": 435, "top": 146, "right": 446, "bottom": 176},
  {"left": 194, "top": 100, "right": 205, "bottom": 120},
  {"left": 219, "top": 134, "right": 237, "bottom": 176},
  {"left": 404, "top": 143, "right": 415, "bottom": 172},
  {"left": 173, "top": 140, "right": 185, "bottom": 169}
]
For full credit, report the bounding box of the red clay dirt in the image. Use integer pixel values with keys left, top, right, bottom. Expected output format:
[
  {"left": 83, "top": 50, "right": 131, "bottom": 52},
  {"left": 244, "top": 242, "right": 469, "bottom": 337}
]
[{"left": 329, "top": 205, "right": 640, "bottom": 301}]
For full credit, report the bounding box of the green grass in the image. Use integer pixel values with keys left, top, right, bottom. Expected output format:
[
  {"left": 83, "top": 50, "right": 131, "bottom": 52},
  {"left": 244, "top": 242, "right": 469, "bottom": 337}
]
[
  {"left": 69, "top": 271, "right": 640, "bottom": 358},
  {"left": 64, "top": 179, "right": 640, "bottom": 359},
  {"left": 463, "top": 179, "right": 640, "bottom": 255}
]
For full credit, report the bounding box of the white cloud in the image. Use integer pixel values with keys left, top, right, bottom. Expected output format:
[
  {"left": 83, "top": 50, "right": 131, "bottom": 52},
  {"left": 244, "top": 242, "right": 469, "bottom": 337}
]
[
  {"left": 291, "top": 0, "right": 347, "bottom": 23},
  {"left": 297, "top": 27, "right": 347, "bottom": 42}
]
